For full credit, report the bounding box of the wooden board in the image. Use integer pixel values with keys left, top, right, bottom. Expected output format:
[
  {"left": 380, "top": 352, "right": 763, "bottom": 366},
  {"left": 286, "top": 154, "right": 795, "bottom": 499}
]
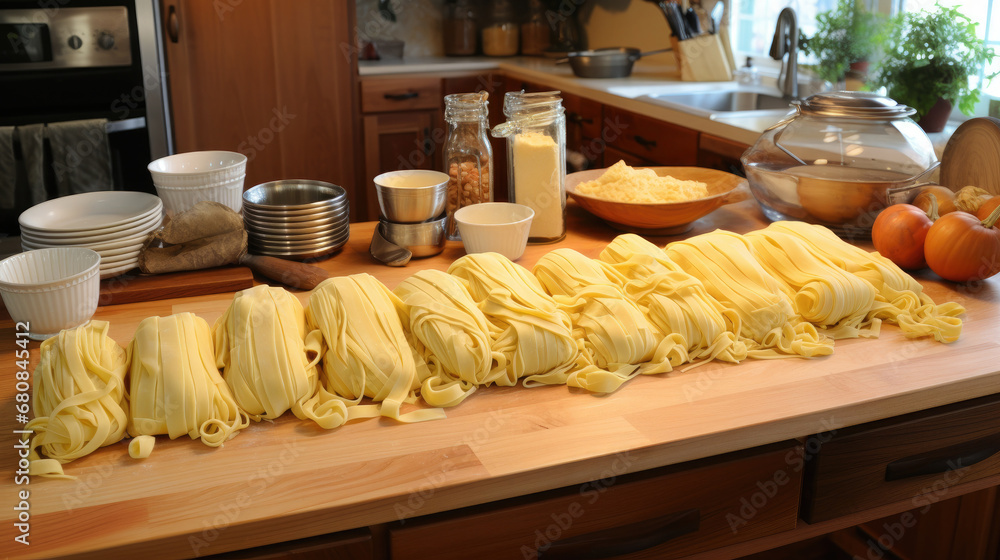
[
  {"left": 940, "top": 117, "right": 1000, "bottom": 194},
  {"left": 97, "top": 266, "right": 255, "bottom": 306},
  {"left": 1, "top": 201, "right": 999, "bottom": 559}
]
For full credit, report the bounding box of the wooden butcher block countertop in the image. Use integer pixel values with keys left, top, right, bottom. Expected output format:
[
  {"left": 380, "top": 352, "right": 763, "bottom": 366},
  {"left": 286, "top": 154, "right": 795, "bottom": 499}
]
[{"left": 2, "top": 200, "right": 999, "bottom": 559}]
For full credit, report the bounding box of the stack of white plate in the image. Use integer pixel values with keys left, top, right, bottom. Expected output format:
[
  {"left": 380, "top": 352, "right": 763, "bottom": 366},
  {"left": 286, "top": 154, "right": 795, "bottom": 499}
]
[
  {"left": 243, "top": 180, "right": 349, "bottom": 260},
  {"left": 19, "top": 191, "right": 163, "bottom": 279}
]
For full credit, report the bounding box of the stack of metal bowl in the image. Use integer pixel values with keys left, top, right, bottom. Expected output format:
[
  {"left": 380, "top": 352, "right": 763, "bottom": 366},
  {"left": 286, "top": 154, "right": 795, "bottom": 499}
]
[
  {"left": 242, "top": 180, "right": 349, "bottom": 260},
  {"left": 373, "top": 170, "right": 449, "bottom": 258}
]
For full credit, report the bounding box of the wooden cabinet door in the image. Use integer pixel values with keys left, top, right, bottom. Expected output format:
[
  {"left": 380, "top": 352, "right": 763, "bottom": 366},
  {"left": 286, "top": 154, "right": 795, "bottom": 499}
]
[
  {"left": 162, "top": 0, "right": 360, "bottom": 218},
  {"left": 362, "top": 111, "right": 440, "bottom": 220}
]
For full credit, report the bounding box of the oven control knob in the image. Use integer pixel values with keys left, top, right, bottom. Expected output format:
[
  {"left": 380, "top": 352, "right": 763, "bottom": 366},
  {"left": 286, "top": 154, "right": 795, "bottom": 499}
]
[
  {"left": 68, "top": 35, "right": 83, "bottom": 50},
  {"left": 97, "top": 33, "right": 115, "bottom": 50}
]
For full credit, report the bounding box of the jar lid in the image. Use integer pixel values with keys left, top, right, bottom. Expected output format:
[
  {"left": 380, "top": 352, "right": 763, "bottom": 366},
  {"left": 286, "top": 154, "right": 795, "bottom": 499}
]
[{"left": 793, "top": 91, "right": 916, "bottom": 119}]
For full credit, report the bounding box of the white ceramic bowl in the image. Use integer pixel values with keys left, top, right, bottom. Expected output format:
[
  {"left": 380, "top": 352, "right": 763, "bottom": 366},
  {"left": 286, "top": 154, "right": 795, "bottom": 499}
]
[
  {"left": 0, "top": 248, "right": 101, "bottom": 340},
  {"left": 148, "top": 151, "right": 248, "bottom": 214},
  {"left": 454, "top": 202, "right": 534, "bottom": 260}
]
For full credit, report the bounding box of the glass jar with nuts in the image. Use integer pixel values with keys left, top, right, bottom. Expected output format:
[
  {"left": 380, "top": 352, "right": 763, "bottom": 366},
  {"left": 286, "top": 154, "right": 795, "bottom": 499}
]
[{"left": 444, "top": 92, "right": 494, "bottom": 240}]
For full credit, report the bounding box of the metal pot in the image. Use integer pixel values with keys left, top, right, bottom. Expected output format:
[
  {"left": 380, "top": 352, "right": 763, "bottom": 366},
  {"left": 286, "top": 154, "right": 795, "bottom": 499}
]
[{"left": 560, "top": 47, "right": 671, "bottom": 79}]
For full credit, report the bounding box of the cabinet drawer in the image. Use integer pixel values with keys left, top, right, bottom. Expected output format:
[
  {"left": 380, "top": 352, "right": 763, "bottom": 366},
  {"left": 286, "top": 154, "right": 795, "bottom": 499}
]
[
  {"left": 563, "top": 91, "right": 603, "bottom": 141},
  {"left": 604, "top": 106, "right": 698, "bottom": 166},
  {"left": 802, "top": 393, "right": 1000, "bottom": 523},
  {"left": 361, "top": 76, "right": 441, "bottom": 113},
  {"left": 391, "top": 441, "right": 802, "bottom": 560},
  {"left": 604, "top": 146, "right": 657, "bottom": 168}
]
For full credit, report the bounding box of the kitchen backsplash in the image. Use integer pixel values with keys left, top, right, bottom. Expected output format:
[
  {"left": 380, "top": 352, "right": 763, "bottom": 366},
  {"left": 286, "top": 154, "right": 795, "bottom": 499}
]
[
  {"left": 356, "top": 0, "right": 445, "bottom": 58},
  {"left": 354, "top": 0, "right": 672, "bottom": 62}
]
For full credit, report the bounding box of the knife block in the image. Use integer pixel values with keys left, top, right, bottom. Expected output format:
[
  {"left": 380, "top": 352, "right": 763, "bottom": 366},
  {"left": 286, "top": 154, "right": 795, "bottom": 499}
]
[{"left": 671, "top": 34, "right": 733, "bottom": 82}]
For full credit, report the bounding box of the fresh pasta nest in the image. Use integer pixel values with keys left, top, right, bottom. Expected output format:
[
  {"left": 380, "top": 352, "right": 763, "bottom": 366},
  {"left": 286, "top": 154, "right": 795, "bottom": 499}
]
[{"left": 28, "top": 221, "right": 965, "bottom": 477}]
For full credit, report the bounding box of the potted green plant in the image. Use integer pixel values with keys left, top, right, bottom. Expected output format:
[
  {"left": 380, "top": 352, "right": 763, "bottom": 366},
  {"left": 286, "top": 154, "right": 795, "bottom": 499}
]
[
  {"left": 800, "top": 0, "right": 883, "bottom": 84},
  {"left": 869, "top": 3, "right": 996, "bottom": 132}
]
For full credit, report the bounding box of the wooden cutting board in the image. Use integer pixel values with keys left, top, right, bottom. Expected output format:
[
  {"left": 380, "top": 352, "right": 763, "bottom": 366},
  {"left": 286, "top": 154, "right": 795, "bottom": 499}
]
[
  {"left": 940, "top": 117, "right": 1000, "bottom": 194},
  {"left": 98, "top": 265, "right": 254, "bottom": 305}
]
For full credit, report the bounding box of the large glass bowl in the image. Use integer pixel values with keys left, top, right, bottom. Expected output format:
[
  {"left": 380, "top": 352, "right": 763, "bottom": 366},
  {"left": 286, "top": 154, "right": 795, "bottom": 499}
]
[{"left": 741, "top": 91, "right": 938, "bottom": 238}]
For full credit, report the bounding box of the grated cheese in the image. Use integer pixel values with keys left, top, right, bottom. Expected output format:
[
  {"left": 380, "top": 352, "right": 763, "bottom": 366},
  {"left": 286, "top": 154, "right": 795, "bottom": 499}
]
[{"left": 576, "top": 160, "right": 709, "bottom": 203}]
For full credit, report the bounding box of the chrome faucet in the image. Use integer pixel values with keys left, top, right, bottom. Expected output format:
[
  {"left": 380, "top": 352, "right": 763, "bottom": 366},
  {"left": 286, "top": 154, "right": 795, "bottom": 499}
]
[{"left": 770, "top": 7, "right": 798, "bottom": 99}]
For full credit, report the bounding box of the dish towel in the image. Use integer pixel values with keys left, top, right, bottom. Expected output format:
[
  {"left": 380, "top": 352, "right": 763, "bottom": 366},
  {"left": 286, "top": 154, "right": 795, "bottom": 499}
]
[
  {"left": 0, "top": 127, "right": 14, "bottom": 209},
  {"left": 18, "top": 124, "right": 49, "bottom": 206},
  {"left": 46, "top": 119, "right": 113, "bottom": 197}
]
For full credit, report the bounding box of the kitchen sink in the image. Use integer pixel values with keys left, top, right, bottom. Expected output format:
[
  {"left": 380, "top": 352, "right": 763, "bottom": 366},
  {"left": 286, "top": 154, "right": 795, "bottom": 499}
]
[{"left": 640, "top": 88, "right": 796, "bottom": 118}]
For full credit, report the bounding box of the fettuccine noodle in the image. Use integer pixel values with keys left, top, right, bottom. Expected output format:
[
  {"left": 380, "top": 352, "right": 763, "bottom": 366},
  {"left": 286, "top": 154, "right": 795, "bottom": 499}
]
[
  {"left": 128, "top": 313, "right": 249, "bottom": 449},
  {"left": 745, "top": 224, "right": 879, "bottom": 339},
  {"left": 214, "top": 285, "right": 348, "bottom": 429},
  {"left": 448, "top": 253, "right": 579, "bottom": 387},
  {"left": 768, "top": 221, "right": 964, "bottom": 343},
  {"left": 599, "top": 234, "right": 748, "bottom": 365},
  {"left": 533, "top": 248, "right": 684, "bottom": 392},
  {"left": 664, "top": 230, "right": 834, "bottom": 359},
  {"left": 394, "top": 269, "right": 507, "bottom": 407},
  {"left": 25, "top": 320, "right": 129, "bottom": 478},
  {"left": 306, "top": 274, "right": 446, "bottom": 423}
]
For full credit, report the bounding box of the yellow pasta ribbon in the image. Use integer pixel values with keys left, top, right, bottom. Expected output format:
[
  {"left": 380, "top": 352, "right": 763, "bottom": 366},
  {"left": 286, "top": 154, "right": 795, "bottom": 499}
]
[
  {"left": 128, "top": 435, "right": 155, "bottom": 459},
  {"left": 745, "top": 224, "right": 880, "bottom": 339},
  {"left": 306, "top": 274, "right": 446, "bottom": 423},
  {"left": 598, "top": 234, "right": 748, "bottom": 365},
  {"left": 214, "top": 285, "right": 348, "bottom": 429},
  {"left": 767, "top": 221, "right": 964, "bottom": 343},
  {"left": 664, "top": 230, "right": 834, "bottom": 359},
  {"left": 25, "top": 320, "right": 129, "bottom": 479},
  {"left": 533, "top": 248, "right": 684, "bottom": 392},
  {"left": 394, "top": 269, "right": 508, "bottom": 407},
  {"left": 448, "top": 253, "right": 579, "bottom": 387},
  {"left": 128, "top": 313, "right": 249, "bottom": 449}
]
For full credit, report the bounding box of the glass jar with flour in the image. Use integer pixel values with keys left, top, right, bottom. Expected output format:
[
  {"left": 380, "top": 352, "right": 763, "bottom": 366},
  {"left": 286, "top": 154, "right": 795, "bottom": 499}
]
[{"left": 492, "top": 91, "right": 566, "bottom": 243}]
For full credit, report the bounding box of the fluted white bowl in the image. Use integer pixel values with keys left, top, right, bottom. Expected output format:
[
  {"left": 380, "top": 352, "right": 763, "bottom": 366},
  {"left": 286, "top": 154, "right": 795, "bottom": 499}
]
[
  {"left": 0, "top": 248, "right": 101, "bottom": 340},
  {"left": 149, "top": 151, "right": 247, "bottom": 214},
  {"left": 455, "top": 202, "right": 534, "bottom": 260}
]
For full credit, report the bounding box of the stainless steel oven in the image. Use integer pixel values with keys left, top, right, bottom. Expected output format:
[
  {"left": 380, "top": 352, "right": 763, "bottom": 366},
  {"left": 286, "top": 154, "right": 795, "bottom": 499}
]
[{"left": 0, "top": 0, "right": 172, "bottom": 235}]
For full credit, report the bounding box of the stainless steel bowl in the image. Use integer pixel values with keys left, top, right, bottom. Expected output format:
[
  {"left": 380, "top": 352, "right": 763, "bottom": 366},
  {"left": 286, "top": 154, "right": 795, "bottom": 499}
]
[
  {"left": 243, "top": 206, "right": 349, "bottom": 224},
  {"left": 379, "top": 217, "right": 447, "bottom": 258},
  {"left": 374, "top": 170, "right": 448, "bottom": 223},
  {"left": 243, "top": 180, "right": 347, "bottom": 211}
]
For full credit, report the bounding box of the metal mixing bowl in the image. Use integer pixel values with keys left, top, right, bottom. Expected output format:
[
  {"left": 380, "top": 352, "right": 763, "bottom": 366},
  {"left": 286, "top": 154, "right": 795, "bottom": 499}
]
[
  {"left": 243, "top": 180, "right": 347, "bottom": 211},
  {"left": 374, "top": 170, "right": 448, "bottom": 223},
  {"left": 379, "top": 216, "right": 447, "bottom": 258}
]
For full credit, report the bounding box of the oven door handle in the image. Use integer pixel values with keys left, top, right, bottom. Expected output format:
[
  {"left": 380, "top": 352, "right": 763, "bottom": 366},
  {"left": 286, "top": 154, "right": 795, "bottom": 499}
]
[{"left": 167, "top": 4, "right": 180, "bottom": 43}]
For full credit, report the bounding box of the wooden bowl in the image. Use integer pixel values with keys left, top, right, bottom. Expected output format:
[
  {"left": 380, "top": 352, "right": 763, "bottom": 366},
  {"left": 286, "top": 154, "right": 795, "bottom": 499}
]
[{"left": 566, "top": 166, "right": 751, "bottom": 235}]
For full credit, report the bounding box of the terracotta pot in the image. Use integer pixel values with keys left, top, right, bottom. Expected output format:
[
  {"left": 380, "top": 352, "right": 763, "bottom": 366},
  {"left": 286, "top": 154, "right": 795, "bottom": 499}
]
[
  {"left": 848, "top": 60, "right": 869, "bottom": 75},
  {"left": 918, "top": 98, "right": 953, "bottom": 133}
]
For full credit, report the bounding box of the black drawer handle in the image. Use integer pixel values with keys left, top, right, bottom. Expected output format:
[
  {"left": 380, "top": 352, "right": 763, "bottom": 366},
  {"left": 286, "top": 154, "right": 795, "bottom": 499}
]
[
  {"left": 537, "top": 508, "right": 700, "bottom": 560},
  {"left": 384, "top": 91, "right": 419, "bottom": 101},
  {"left": 633, "top": 134, "right": 658, "bottom": 149},
  {"left": 884, "top": 433, "right": 1000, "bottom": 481},
  {"left": 568, "top": 113, "right": 595, "bottom": 125},
  {"left": 166, "top": 4, "right": 179, "bottom": 43}
]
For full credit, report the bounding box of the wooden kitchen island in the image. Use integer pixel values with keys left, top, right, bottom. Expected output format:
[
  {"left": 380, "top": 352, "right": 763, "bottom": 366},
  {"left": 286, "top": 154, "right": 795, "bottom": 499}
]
[{"left": 3, "top": 200, "right": 1000, "bottom": 559}]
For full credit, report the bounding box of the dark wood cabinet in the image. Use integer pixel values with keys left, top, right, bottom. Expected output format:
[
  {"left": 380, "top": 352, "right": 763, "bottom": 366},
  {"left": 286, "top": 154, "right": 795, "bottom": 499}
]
[
  {"left": 697, "top": 132, "right": 750, "bottom": 175},
  {"left": 802, "top": 393, "right": 1000, "bottom": 523},
  {"left": 161, "top": 0, "right": 360, "bottom": 219},
  {"left": 358, "top": 76, "right": 443, "bottom": 220},
  {"left": 390, "top": 442, "right": 802, "bottom": 560},
  {"left": 204, "top": 528, "right": 378, "bottom": 560}
]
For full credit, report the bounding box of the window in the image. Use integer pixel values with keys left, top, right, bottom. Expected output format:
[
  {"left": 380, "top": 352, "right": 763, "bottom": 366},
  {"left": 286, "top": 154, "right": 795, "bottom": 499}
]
[{"left": 729, "top": 0, "right": 997, "bottom": 112}]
